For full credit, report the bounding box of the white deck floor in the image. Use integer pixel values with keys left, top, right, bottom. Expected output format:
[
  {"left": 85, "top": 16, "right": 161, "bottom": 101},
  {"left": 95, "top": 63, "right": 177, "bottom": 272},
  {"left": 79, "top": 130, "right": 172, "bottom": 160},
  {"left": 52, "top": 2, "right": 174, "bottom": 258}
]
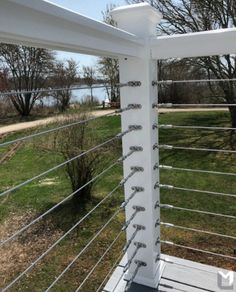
[{"left": 103, "top": 254, "right": 236, "bottom": 292}]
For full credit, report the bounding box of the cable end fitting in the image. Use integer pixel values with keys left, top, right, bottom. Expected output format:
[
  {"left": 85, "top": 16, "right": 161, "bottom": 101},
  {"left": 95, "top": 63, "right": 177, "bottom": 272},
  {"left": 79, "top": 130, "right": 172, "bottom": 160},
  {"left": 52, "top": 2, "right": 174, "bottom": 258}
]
[
  {"left": 131, "top": 186, "right": 144, "bottom": 192},
  {"left": 132, "top": 205, "right": 145, "bottom": 212},
  {"left": 129, "top": 125, "right": 142, "bottom": 131},
  {"left": 131, "top": 166, "right": 144, "bottom": 172},
  {"left": 130, "top": 146, "right": 143, "bottom": 152},
  {"left": 133, "top": 224, "right": 145, "bottom": 230},
  {"left": 127, "top": 81, "right": 142, "bottom": 87},
  {"left": 134, "top": 242, "right": 146, "bottom": 248}
]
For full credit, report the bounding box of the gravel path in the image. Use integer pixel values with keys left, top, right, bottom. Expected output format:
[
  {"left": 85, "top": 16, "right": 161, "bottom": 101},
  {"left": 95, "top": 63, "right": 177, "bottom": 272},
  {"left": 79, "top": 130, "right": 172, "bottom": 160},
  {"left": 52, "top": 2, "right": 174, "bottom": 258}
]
[{"left": 0, "top": 108, "right": 227, "bottom": 135}]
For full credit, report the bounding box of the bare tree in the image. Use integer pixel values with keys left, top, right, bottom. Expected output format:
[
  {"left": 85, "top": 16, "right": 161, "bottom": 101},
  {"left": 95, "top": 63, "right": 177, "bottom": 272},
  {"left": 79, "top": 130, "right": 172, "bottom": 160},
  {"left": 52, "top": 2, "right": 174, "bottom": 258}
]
[
  {"left": 0, "top": 44, "right": 54, "bottom": 117},
  {"left": 98, "top": 5, "right": 120, "bottom": 103},
  {"left": 159, "top": 59, "right": 208, "bottom": 104},
  {"left": 51, "top": 59, "right": 79, "bottom": 112},
  {"left": 82, "top": 66, "right": 96, "bottom": 104},
  {"left": 0, "top": 68, "right": 9, "bottom": 91},
  {"left": 127, "top": 0, "right": 236, "bottom": 126}
]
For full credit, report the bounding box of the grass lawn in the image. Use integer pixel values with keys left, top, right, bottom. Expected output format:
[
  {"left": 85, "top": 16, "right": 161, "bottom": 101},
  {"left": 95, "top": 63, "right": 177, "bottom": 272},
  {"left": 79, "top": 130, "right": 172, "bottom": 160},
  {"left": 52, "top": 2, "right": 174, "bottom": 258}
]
[{"left": 0, "top": 110, "right": 236, "bottom": 291}]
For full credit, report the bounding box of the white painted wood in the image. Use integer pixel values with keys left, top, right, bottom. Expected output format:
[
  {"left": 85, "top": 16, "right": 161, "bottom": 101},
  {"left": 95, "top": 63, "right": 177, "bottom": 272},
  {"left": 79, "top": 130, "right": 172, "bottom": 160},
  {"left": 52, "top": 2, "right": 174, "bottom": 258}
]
[
  {"left": 0, "top": 0, "right": 143, "bottom": 57},
  {"left": 152, "top": 28, "right": 236, "bottom": 60},
  {"left": 112, "top": 4, "right": 164, "bottom": 289}
]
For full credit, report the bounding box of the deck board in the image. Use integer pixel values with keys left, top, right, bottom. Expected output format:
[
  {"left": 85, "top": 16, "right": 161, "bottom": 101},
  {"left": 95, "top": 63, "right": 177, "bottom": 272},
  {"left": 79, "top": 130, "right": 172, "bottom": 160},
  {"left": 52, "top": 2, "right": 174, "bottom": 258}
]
[{"left": 103, "top": 254, "right": 236, "bottom": 292}]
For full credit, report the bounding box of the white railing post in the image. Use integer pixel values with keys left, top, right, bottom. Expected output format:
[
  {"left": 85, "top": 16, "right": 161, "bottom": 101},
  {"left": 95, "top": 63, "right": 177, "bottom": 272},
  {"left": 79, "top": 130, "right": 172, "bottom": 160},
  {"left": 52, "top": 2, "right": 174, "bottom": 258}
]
[{"left": 112, "top": 4, "right": 164, "bottom": 289}]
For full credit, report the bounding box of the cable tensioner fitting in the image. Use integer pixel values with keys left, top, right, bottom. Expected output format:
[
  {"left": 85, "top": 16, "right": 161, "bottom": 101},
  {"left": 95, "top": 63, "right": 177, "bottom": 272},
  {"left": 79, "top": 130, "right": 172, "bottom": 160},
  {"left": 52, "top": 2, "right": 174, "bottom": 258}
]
[
  {"left": 134, "top": 241, "right": 147, "bottom": 248},
  {"left": 134, "top": 259, "right": 147, "bottom": 267},
  {"left": 128, "top": 104, "right": 142, "bottom": 109},
  {"left": 131, "top": 186, "right": 144, "bottom": 192},
  {"left": 131, "top": 166, "right": 144, "bottom": 172},
  {"left": 130, "top": 146, "right": 143, "bottom": 152},
  {"left": 133, "top": 205, "right": 145, "bottom": 212},
  {"left": 127, "top": 81, "right": 142, "bottom": 87},
  {"left": 129, "top": 125, "right": 142, "bottom": 131},
  {"left": 133, "top": 224, "right": 146, "bottom": 230}
]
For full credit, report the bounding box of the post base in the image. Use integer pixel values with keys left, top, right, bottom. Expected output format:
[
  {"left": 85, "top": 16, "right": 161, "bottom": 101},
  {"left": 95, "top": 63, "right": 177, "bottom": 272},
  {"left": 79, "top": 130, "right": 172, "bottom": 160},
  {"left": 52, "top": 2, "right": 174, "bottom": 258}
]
[{"left": 128, "top": 260, "right": 165, "bottom": 289}]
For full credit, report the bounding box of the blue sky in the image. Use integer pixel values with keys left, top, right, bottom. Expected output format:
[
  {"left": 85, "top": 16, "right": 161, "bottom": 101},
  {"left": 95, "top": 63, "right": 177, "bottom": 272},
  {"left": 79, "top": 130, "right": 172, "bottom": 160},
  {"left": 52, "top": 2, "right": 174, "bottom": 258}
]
[{"left": 49, "top": 0, "right": 127, "bottom": 67}]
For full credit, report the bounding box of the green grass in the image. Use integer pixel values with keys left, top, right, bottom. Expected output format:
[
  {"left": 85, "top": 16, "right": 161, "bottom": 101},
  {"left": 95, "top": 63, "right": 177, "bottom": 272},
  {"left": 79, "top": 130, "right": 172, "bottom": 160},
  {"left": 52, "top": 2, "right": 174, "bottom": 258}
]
[{"left": 0, "top": 110, "right": 236, "bottom": 291}]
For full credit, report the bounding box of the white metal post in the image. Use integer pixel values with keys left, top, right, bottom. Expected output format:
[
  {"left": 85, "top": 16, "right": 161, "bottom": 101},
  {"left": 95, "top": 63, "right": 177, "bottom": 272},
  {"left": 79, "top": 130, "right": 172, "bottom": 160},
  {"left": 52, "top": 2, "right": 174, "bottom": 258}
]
[{"left": 112, "top": 3, "right": 164, "bottom": 289}]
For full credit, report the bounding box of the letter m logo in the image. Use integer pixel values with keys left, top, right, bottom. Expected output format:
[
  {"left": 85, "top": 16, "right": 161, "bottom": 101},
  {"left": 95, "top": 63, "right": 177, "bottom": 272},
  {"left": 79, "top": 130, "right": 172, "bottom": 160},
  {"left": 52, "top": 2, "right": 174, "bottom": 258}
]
[{"left": 218, "top": 271, "right": 234, "bottom": 290}]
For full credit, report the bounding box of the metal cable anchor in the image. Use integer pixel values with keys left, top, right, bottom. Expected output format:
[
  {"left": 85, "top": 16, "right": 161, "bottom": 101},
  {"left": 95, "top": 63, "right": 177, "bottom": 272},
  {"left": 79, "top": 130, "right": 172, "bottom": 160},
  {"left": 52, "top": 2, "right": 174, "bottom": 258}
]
[{"left": 127, "top": 81, "right": 142, "bottom": 87}]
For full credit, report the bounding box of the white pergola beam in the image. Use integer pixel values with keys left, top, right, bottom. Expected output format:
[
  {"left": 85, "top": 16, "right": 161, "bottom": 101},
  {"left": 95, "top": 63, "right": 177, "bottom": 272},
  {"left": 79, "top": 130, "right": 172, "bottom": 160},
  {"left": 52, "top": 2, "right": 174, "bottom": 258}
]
[
  {"left": 152, "top": 28, "right": 236, "bottom": 60},
  {"left": 0, "top": 0, "right": 143, "bottom": 58}
]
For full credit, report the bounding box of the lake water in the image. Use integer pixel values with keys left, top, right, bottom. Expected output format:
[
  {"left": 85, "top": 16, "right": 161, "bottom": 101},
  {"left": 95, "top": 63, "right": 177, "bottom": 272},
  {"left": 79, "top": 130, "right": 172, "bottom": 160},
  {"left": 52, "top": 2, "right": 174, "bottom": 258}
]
[
  {"left": 42, "top": 86, "right": 110, "bottom": 106},
  {"left": 72, "top": 86, "right": 109, "bottom": 103}
]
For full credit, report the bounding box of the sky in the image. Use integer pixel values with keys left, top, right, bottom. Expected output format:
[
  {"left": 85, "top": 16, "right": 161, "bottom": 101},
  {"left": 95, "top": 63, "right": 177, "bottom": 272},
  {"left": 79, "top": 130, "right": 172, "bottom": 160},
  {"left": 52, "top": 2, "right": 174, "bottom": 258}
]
[{"left": 48, "top": 0, "right": 127, "bottom": 67}]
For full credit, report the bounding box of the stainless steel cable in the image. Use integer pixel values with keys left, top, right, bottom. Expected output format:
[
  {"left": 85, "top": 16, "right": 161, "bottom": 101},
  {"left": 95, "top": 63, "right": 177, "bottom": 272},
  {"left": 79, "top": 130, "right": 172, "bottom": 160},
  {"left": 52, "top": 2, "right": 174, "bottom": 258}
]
[
  {"left": 0, "top": 104, "right": 139, "bottom": 148},
  {"left": 158, "top": 183, "right": 236, "bottom": 199},
  {"left": 0, "top": 132, "right": 128, "bottom": 199},
  {"left": 155, "top": 78, "right": 236, "bottom": 85},
  {"left": 120, "top": 167, "right": 144, "bottom": 187},
  {"left": 122, "top": 206, "right": 145, "bottom": 231},
  {"left": 159, "top": 164, "right": 236, "bottom": 178},
  {"left": 121, "top": 188, "right": 141, "bottom": 209},
  {"left": 123, "top": 229, "right": 139, "bottom": 253},
  {"left": 0, "top": 111, "right": 116, "bottom": 148},
  {"left": 118, "top": 146, "right": 143, "bottom": 163},
  {"left": 95, "top": 250, "right": 124, "bottom": 292},
  {"left": 0, "top": 161, "right": 119, "bottom": 247},
  {"left": 159, "top": 144, "right": 236, "bottom": 154},
  {"left": 160, "top": 204, "right": 236, "bottom": 220},
  {"left": 1, "top": 177, "right": 122, "bottom": 291},
  {"left": 159, "top": 103, "right": 236, "bottom": 107},
  {"left": 124, "top": 242, "right": 146, "bottom": 273},
  {"left": 161, "top": 240, "right": 236, "bottom": 261},
  {"left": 0, "top": 83, "right": 130, "bottom": 97},
  {"left": 161, "top": 222, "right": 236, "bottom": 240},
  {"left": 159, "top": 124, "right": 236, "bottom": 131},
  {"left": 75, "top": 230, "right": 123, "bottom": 291},
  {"left": 125, "top": 260, "right": 146, "bottom": 292},
  {"left": 45, "top": 207, "right": 122, "bottom": 292}
]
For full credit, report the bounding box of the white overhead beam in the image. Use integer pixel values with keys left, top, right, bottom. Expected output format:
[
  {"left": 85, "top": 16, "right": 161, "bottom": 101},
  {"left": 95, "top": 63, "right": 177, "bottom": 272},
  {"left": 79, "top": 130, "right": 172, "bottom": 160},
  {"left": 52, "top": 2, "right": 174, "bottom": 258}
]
[
  {"left": 152, "top": 28, "right": 236, "bottom": 60},
  {"left": 0, "top": 0, "right": 144, "bottom": 58}
]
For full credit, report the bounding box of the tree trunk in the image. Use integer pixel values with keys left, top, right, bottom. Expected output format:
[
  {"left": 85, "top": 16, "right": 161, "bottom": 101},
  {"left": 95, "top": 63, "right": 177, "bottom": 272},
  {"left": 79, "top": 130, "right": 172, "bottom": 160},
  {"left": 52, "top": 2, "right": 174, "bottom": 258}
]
[
  {"left": 229, "top": 106, "right": 236, "bottom": 128},
  {"left": 90, "top": 87, "right": 93, "bottom": 104}
]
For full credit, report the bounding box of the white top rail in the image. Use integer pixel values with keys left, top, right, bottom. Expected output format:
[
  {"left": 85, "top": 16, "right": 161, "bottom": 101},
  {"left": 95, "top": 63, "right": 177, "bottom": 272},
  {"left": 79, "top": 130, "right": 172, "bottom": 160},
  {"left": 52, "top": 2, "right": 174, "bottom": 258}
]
[
  {"left": 0, "top": 0, "right": 143, "bottom": 58},
  {"left": 1, "top": 1, "right": 236, "bottom": 59},
  {"left": 152, "top": 28, "right": 236, "bottom": 60}
]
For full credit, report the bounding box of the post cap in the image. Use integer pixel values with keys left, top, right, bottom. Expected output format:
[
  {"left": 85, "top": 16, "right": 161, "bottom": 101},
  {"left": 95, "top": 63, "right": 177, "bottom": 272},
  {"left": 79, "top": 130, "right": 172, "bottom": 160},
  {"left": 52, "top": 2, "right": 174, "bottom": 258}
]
[{"left": 111, "top": 3, "right": 162, "bottom": 37}]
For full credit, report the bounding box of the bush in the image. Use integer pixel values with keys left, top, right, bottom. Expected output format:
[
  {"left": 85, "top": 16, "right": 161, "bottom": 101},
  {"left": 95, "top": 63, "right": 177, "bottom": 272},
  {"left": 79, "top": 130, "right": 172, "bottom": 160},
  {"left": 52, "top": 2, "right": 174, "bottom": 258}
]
[{"left": 53, "top": 112, "right": 101, "bottom": 205}]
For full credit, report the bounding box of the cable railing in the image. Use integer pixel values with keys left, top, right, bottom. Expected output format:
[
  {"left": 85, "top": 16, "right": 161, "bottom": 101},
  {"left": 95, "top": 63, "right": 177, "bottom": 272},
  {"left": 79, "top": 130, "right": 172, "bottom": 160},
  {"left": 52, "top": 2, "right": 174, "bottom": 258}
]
[
  {"left": 95, "top": 250, "right": 124, "bottom": 292},
  {"left": 161, "top": 241, "right": 236, "bottom": 261},
  {"left": 0, "top": 90, "right": 147, "bottom": 292},
  {"left": 157, "top": 124, "right": 236, "bottom": 131},
  {"left": 159, "top": 164, "right": 236, "bottom": 178},
  {"left": 153, "top": 78, "right": 236, "bottom": 85},
  {"left": 153, "top": 96, "right": 236, "bottom": 267},
  {"left": 2, "top": 83, "right": 236, "bottom": 291},
  {"left": 1, "top": 146, "right": 142, "bottom": 291},
  {"left": 3, "top": 1, "right": 236, "bottom": 290},
  {"left": 153, "top": 102, "right": 236, "bottom": 108},
  {"left": 0, "top": 103, "right": 141, "bottom": 148},
  {"left": 155, "top": 183, "right": 236, "bottom": 199},
  {"left": 157, "top": 144, "right": 236, "bottom": 154},
  {"left": 160, "top": 222, "right": 236, "bottom": 241},
  {"left": 44, "top": 167, "right": 144, "bottom": 292},
  {"left": 0, "top": 81, "right": 142, "bottom": 97}
]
